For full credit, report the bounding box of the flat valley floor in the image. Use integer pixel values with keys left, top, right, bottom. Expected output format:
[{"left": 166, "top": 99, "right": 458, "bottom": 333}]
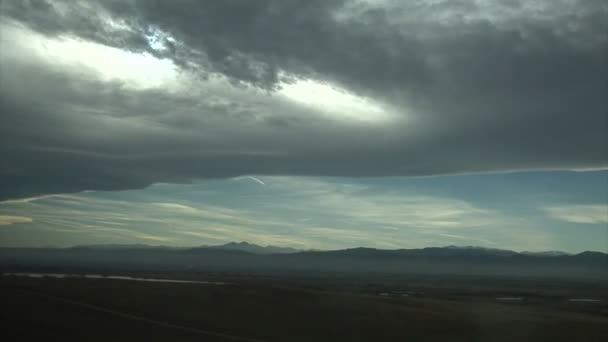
[{"left": 2, "top": 276, "right": 607, "bottom": 342}]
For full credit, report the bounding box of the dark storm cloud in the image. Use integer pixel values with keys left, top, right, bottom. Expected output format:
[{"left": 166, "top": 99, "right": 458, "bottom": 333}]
[{"left": 0, "top": 0, "right": 606, "bottom": 199}]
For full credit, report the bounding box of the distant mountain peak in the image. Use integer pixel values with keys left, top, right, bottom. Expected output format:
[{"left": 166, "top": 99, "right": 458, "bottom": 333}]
[
  {"left": 70, "top": 243, "right": 172, "bottom": 250},
  {"left": 209, "top": 241, "right": 301, "bottom": 254},
  {"left": 222, "top": 241, "right": 255, "bottom": 247},
  {"left": 521, "top": 250, "right": 571, "bottom": 257},
  {"left": 444, "top": 245, "right": 511, "bottom": 252}
]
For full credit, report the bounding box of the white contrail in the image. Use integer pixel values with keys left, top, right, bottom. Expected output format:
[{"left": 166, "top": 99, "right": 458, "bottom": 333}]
[
  {"left": 246, "top": 176, "right": 266, "bottom": 186},
  {"left": 234, "top": 176, "right": 266, "bottom": 186}
]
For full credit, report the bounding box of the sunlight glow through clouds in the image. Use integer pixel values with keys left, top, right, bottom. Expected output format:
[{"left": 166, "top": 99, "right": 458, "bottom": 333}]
[
  {"left": 1, "top": 20, "right": 177, "bottom": 89},
  {"left": 2, "top": 18, "right": 397, "bottom": 125},
  {"left": 278, "top": 78, "right": 394, "bottom": 123}
]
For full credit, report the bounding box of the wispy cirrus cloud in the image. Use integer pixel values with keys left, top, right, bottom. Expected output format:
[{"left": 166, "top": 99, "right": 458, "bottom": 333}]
[
  {"left": 0, "top": 175, "right": 564, "bottom": 251},
  {"left": 262, "top": 177, "right": 502, "bottom": 230},
  {"left": 0, "top": 215, "right": 33, "bottom": 226},
  {"left": 545, "top": 205, "right": 608, "bottom": 224}
]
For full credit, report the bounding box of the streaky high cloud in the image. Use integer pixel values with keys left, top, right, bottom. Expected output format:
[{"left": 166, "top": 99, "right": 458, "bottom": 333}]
[
  {"left": 0, "top": 215, "right": 33, "bottom": 226},
  {"left": 1, "top": 171, "right": 606, "bottom": 252},
  {"left": 4, "top": 174, "right": 599, "bottom": 252},
  {"left": 545, "top": 205, "right": 608, "bottom": 224}
]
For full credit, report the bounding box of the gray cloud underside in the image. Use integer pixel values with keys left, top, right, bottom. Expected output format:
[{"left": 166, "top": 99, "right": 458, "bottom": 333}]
[{"left": 0, "top": 0, "right": 607, "bottom": 199}]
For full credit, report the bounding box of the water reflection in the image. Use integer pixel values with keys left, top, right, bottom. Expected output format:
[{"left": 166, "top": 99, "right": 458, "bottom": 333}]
[{"left": 2, "top": 272, "right": 227, "bottom": 285}]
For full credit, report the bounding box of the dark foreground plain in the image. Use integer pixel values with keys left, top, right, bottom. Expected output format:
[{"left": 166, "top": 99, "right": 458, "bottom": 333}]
[{"left": 2, "top": 275, "right": 607, "bottom": 342}]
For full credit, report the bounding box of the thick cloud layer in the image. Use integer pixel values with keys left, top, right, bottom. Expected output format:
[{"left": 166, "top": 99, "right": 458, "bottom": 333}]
[{"left": 0, "top": 0, "right": 606, "bottom": 199}]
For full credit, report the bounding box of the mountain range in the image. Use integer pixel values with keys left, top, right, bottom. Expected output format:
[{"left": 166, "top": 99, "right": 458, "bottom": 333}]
[{"left": 1, "top": 242, "right": 606, "bottom": 281}]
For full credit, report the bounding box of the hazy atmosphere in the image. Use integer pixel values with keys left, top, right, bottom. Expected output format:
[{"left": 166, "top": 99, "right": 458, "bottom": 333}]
[
  {"left": 1, "top": 172, "right": 607, "bottom": 253},
  {"left": 0, "top": 0, "right": 606, "bottom": 252}
]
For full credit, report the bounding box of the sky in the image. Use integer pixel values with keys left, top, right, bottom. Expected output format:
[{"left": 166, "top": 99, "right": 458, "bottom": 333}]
[{"left": 0, "top": 0, "right": 606, "bottom": 252}]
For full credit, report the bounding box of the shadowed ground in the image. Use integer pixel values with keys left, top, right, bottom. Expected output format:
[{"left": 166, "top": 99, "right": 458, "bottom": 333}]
[{"left": 2, "top": 276, "right": 607, "bottom": 341}]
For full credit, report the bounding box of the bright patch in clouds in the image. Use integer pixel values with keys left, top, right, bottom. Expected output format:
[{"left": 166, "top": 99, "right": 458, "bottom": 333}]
[
  {"left": 145, "top": 27, "right": 176, "bottom": 52},
  {"left": 278, "top": 78, "right": 393, "bottom": 122},
  {"left": 1, "top": 20, "right": 177, "bottom": 89}
]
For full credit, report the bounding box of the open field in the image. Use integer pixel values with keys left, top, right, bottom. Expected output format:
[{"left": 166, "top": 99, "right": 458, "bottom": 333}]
[{"left": 2, "top": 275, "right": 607, "bottom": 341}]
